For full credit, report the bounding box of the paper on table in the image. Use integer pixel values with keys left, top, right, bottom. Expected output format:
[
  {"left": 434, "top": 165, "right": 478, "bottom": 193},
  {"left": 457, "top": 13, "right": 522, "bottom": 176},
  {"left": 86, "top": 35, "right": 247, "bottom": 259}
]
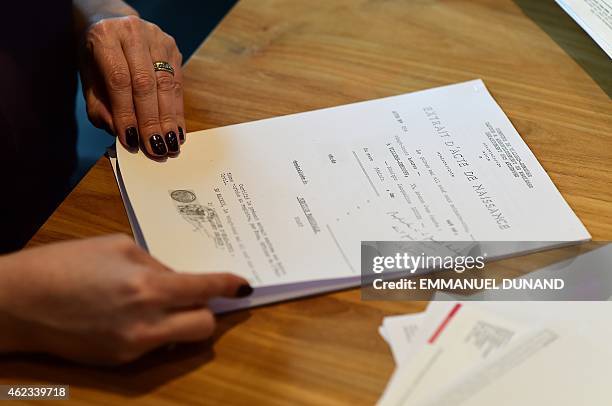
[
  {"left": 377, "top": 245, "right": 612, "bottom": 366},
  {"left": 555, "top": 0, "right": 612, "bottom": 58},
  {"left": 379, "top": 325, "right": 389, "bottom": 341},
  {"left": 433, "top": 298, "right": 612, "bottom": 351},
  {"left": 379, "top": 313, "right": 426, "bottom": 363},
  {"left": 417, "top": 326, "right": 612, "bottom": 406},
  {"left": 379, "top": 300, "right": 612, "bottom": 368},
  {"left": 378, "top": 303, "right": 531, "bottom": 405},
  {"left": 430, "top": 247, "right": 612, "bottom": 347},
  {"left": 115, "top": 79, "right": 589, "bottom": 292},
  {"left": 386, "top": 301, "right": 462, "bottom": 365},
  {"left": 377, "top": 247, "right": 612, "bottom": 405},
  {"left": 109, "top": 151, "right": 362, "bottom": 312}
]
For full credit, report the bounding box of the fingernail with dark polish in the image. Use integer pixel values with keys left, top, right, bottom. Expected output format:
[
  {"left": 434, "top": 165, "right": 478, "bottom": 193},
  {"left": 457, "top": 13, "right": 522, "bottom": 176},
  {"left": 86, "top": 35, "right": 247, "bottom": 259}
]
[
  {"left": 165, "top": 131, "right": 179, "bottom": 153},
  {"left": 149, "top": 134, "right": 167, "bottom": 156},
  {"left": 178, "top": 126, "right": 185, "bottom": 143},
  {"left": 126, "top": 127, "right": 139, "bottom": 150},
  {"left": 236, "top": 284, "right": 253, "bottom": 298}
]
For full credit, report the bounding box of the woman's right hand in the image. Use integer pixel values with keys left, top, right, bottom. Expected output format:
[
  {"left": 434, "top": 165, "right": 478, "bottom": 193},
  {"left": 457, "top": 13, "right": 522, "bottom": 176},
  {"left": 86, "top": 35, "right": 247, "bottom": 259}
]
[{"left": 0, "top": 234, "right": 252, "bottom": 365}]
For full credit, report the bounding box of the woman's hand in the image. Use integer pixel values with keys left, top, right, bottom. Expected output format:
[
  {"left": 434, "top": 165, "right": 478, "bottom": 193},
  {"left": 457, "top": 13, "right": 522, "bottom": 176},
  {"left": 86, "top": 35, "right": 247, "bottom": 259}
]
[
  {"left": 79, "top": 14, "right": 186, "bottom": 158},
  {"left": 0, "top": 235, "right": 252, "bottom": 365}
]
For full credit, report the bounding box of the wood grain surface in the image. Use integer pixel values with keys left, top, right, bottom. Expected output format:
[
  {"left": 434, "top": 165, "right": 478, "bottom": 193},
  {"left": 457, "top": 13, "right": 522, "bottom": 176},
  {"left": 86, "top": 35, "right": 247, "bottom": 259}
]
[{"left": 2, "top": 0, "right": 610, "bottom": 404}]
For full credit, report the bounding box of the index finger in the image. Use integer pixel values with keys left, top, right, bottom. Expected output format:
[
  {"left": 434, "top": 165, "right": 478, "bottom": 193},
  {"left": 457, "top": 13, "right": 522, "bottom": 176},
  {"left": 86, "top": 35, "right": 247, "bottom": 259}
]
[
  {"left": 120, "top": 22, "right": 167, "bottom": 157},
  {"left": 154, "top": 272, "right": 253, "bottom": 308},
  {"left": 90, "top": 37, "right": 138, "bottom": 151}
]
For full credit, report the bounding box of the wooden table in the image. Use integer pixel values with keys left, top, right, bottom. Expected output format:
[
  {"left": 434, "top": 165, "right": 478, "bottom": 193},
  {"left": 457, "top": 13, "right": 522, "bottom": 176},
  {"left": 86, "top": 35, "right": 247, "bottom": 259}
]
[{"left": 3, "top": 0, "right": 611, "bottom": 404}]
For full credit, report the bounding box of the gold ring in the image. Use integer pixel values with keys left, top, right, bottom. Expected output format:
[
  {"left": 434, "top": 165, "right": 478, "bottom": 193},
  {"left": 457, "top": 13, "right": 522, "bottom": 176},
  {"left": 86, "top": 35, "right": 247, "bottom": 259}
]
[{"left": 153, "top": 61, "right": 174, "bottom": 76}]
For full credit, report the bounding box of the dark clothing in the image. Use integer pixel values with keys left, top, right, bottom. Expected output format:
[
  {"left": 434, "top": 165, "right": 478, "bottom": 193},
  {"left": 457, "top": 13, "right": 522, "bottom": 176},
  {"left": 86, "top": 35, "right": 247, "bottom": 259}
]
[{"left": 0, "top": 2, "right": 78, "bottom": 252}]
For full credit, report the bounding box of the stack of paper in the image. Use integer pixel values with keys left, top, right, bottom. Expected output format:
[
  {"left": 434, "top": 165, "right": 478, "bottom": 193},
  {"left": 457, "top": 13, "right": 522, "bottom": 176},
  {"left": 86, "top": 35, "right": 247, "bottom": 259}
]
[
  {"left": 378, "top": 247, "right": 612, "bottom": 406},
  {"left": 109, "top": 79, "right": 589, "bottom": 312}
]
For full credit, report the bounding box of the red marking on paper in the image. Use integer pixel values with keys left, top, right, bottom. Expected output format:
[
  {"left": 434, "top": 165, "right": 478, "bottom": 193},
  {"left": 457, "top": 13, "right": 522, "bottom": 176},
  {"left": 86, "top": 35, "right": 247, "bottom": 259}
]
[{"left": 428, "top": 303, "right": 462, "bottom": 344}]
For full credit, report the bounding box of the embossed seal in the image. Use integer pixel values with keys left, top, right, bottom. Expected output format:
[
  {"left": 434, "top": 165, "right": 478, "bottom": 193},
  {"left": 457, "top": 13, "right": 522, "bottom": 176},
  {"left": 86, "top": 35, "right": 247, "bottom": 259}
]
[{"left": 170, "top": 190, "right": 196, "bottom": 203}]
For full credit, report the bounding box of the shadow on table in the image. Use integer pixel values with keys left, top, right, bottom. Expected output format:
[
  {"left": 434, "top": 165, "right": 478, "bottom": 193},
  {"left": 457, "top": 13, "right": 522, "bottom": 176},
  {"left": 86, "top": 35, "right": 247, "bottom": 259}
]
[
  {"left": 0, "top": 311, "right": 250, "bottom": 396},
  {"left": 513, "top": 0, "right": 611, "bottom": 98}
]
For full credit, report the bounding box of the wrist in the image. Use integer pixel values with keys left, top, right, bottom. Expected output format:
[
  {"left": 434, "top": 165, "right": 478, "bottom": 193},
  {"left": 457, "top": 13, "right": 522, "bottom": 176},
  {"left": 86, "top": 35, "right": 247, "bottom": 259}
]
[
  {"left": 73, "top": 0, "right": 139, "bottom": 41},
  {"left": 0, "top": 254, "right": 30, "bottom": 353},
  {"left": 0, "top": 312, "right": 31, "bottom": 353},
  {"left": 0, "top": 253, "right": 15, "bottom": 313}
]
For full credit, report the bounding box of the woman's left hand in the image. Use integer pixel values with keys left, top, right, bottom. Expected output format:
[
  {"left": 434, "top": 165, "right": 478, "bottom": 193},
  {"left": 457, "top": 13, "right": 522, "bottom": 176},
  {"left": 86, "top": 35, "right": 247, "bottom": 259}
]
[{"left": 80, "top": 15, "right": 185, "bottom": 158}]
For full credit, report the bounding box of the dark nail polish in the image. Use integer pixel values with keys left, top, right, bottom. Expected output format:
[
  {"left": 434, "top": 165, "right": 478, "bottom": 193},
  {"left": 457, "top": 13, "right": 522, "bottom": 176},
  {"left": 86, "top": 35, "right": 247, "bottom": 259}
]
[
  {"left": 236, "top": 284, "right": 253, "bottom": 298},
  {"left": 178, "top": 126, "right": 185, "bottom": 143},
  {"left": 165, "top": 131, "right": 179, "bottom": 153},
  {"left": 149, "top": 134, "right": 167, "bottom": 156},
  {"left": 126, "top": 127, "right": 139, "bottom": 149}
]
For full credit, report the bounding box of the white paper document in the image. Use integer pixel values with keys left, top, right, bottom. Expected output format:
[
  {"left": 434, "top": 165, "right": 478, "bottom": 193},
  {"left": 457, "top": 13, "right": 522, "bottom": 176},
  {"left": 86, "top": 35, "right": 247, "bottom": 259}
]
[
  {"left": 114, "top": 79, "right": 589, "bottom": 310},
  {"left": 417, "top": 327, "right": 612, "bottom": 406},
  {"left": 378, "top": 298, "right": 612, "bottom": 405},
  {"left": 556, "top": 0, "right": 612, "bottom": 58},
  {"left": 378, "top": 304, "right": 532, "bottom": 405},
  {"left": 383, "top": 302, "right": 462, "bottom": 366},
  {"left": 379, "top": 313, "right": 426, "bottom": 363}
]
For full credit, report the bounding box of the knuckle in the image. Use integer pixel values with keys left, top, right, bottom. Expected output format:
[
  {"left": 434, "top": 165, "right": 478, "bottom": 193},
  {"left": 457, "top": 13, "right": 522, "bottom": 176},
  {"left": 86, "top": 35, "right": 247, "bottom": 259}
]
[
  {"left": 87, "top": 20, "right": 109, "bottom": 40},
  {"left": 85, "top": 107, "right": 109, "bottom": 131},
  {"left": 132, "top": 72, "right": 156, "bottom": 96},
  {"left": 118, "top": 322, "right": 148, "bottom": 346},
  {"left": 173, "top": 80, "right": 183, "bottom": 92},
  {"left": 107, "top": 68, "right": 131, "bottom": 91},
  {"left": 120, "top": 18, "right": 144, "bottom": 45},
  {"left": 138, "top": 116, "right": 161, "bottom": 132},
  {"left": 123, "top": 272, "right": 164, "bottom": 307},
  {"left": 113, "top": 109, "right": 136, "bottom": 124},
  {"left": 102, "top": 323, "right": 148, "bottom": 364},
  {"left": 110, "top": 353, "right": 133, "bottom": 365},
  {"left": 116, "top": 232, "right": 134, "bottom": 242},
  {"left": 155, "top": 73, "right": 175, "bottom": 92},
  {"left": 103, "top": 233, "right": 127, "bottom": 245},
  {"left": 109, "top": 347, "right": 140, "bottom": 364},
  {"left": 85, "top": 103, "right": 101, "bottom": 123},
  {"left": 163, "top": 34, "right": 177, "bottom": 49},
  {"left": 122, "top": 15, "right": 142, "bottom": 29},
  {"left": 200, "top": 311, "right": 216, "bottom": 338},
  {"left": 146, "top": 21, "right": 161, "bottom": 33},
  {"left": 84, "top": 91, "right": 98, "bottom": 109},
  {"left": 120, "top": 271, "right": 150, "bottom": 298},
  {"left": 159, "top": 113, "right": 176, "bottom": 126},
  {"left": 114, "top": 234, "right": 137, "bottom": 251}
]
